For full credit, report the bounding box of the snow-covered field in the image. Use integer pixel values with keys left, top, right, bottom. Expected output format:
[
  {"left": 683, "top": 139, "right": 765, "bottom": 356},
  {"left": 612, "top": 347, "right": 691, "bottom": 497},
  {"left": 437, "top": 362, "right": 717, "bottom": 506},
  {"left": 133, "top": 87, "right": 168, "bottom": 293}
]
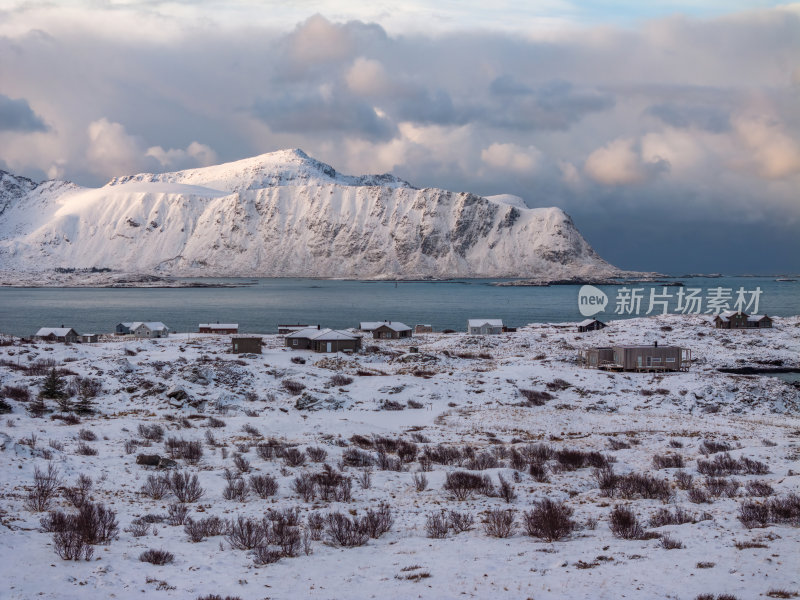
[{"left": 1, "top": 314, "right": 798, "bottom": 600}]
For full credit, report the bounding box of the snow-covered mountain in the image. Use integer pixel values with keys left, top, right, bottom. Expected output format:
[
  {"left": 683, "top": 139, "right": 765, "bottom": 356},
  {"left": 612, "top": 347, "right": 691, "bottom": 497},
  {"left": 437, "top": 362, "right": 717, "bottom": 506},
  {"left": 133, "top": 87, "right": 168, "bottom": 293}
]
[{"left": 0, "top": 149, "right": 622, "bottom": 280}]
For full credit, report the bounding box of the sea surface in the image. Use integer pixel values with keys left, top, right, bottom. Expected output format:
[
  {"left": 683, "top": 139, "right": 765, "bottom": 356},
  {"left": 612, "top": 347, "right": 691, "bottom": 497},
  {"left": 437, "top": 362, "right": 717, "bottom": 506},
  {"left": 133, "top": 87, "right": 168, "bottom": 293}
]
[{"left": 0, "top": 276, "right": 797, "bottom": 337}]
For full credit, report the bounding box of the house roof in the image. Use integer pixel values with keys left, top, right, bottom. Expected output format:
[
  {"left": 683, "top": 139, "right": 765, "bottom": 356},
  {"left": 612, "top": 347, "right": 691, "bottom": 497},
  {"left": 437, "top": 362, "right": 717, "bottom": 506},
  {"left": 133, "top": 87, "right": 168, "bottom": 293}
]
[
  {"left": 132, "top": 322, "right": 169, "bottom": 331},
  {"left": 374, "top": 322, "right": 411, "bottom": 332},
  {"left": 747, "top": 314, "right": 770, "bottom": 321},
  {"left": 36, "top": 327, "right": 76, "bottom": 337},
  {"left": 468, "top": 319, "right": 503, "bottom": 328},
  {"left": 311, "top": 329, "right": 361, "bottom": 341},
  {"left": 615, "top": 344, "right": 682, "bottom": 350},
  {"left": 199, "top": 323, "right": 238, "bottom": 329},
  {"left": 577, "top": 318, "right": 604, "bottom": 327},
  {"left": 285, "top": 327, "right": 324, "bottom": 338},
  {"left": 359, "top": 321, "right": 401, "bottom": 331}
]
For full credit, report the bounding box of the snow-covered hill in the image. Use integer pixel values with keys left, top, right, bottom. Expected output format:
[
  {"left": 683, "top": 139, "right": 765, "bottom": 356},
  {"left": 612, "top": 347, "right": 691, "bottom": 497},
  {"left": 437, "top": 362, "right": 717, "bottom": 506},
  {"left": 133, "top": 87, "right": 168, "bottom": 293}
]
[{"left": 0, "top": 149, "right": 621, "bottom": 280}]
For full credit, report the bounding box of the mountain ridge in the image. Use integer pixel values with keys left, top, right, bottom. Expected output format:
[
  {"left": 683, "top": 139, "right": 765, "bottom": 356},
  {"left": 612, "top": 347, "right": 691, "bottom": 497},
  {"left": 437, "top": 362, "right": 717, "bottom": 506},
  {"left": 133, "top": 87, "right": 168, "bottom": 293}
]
[{"left": 0, "top": 149, "right": 624, "bottom": 281}]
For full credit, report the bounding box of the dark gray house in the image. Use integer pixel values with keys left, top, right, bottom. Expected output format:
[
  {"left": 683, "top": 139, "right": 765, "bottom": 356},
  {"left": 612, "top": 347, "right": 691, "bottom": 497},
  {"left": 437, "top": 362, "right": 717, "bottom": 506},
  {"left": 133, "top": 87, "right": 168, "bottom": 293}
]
[
  {"left": 35, "top": 327, "right": 79, "bottom": 343},
  {"left": 285, "top": 327, "right": 361, "bottom": 353},
  {"left": 581, "top": 343, "right": 690, "bottom": 372},
  {"left": 231, "top": 337, "right": 262, "bottom": 354},
  {"left": 577, "top": 318, "right": 606, "bottom": 333},
  {"left": 372, "top": 322, "right": 412, "bottom": 339},
  {"left": 714, "top": 311, "right": 773, "bottom": 329}
]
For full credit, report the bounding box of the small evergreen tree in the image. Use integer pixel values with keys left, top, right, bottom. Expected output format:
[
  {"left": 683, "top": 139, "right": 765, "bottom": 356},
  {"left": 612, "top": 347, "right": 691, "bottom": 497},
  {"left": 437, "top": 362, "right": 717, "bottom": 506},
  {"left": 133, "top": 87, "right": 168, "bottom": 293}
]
[
  {"left": 74, "top": 394, "right": 95, "bottom": 415},
  {"left": 40, "top": 368, "right": 66, "bottom": 400},
  {"left": 56, "top": 395, "right": 74, "bottom": 413}
]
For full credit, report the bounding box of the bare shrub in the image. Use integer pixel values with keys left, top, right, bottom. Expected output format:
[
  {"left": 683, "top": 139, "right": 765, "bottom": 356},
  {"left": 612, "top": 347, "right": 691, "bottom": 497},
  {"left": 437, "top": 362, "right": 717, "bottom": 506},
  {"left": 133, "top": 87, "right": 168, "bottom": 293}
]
[
  {"left": 168, "top": 471, "right": 205, "bottom": 503},
  {"left": 484, "top": 508, "right": 515, "bottom": 538},
  {"left": 53, "top": 528, "right": 94, "bottom": 561},
  {"left": 330, "top": 374, "right": 353, "bottom": 387},
  {"left": 249, "top": 474, "right": 279, "bottom": 498},
  {"left": 413, "top": 472, "right": 427, "bottom": 492},
  {"left": 465, "top": 451, "right": 499, "bottom": 471},
  {"left": 307, "top": 512, "right": 325, "bottom": 540},
  {"left": 167, "top": 503, "right": 190, "bottom": 526},
  {"left": 529, "top": 461, "right": 549, "bottom": 483},
  {"left": 64, "top": 473, "right": 93, "bottom": 508},
  {"left": 660, "top": 535, "right": 684, "bottom": 549},
  {"left": 222, "top": 473, "right": 248, "bottom": 502},
  {"left": 357, "top": 467, "right": 372, "bottom": 490},
  {"left": 616, "top": 472, "right": 673, "bottom": 502},
  {"left": 342, "top": 447, "right": 374, "bottom": 467},
  {"left": 26, "top": 462, "right": 61, "bottom": 512},
  {"left": 422, "top": 444, "right": 462, "bottom": 466},
  {"left": 164, "top": 437, "right": 203, "bottom": 464},
  {"left": 306, "top": 446, "right": 328, "bottom": 462},
  {"left": 232, "top": 454, "right": 251, "bottom": 474},
  {"left": 609, "top": 505, "right": 645, "bottom": 539},
  {"left": 206, "top": 416, "right": 226, "bottom": 428},
  {"left": 739, "top": 501, "right": 770, "bottom": 529},
  {"left": 669, "top": 439, "right": 684, "bottom": 448},
  {"left": 705, "top": 477, "right": 740, "bottom": 498},
  {"left": 141, "top": 474, "right": 171, "bottom": 500},
  {"left": 2, "top": 384, "right": 30, "bottom": 402},
  {"left": 227, "top": 516, "right": 266, "bottom": 550},
  {"left": 78, "top": 428, "right": 97, "bottom": 441},
  {"left": 325, "top": 512, "right": 369, "bottom": 547},
  {"left": 649, "top": 507, "right": 695, "bottom": 527},
  {"left": 362, "top": 504, "right": 394, "bottom": 538},
  {"left": 425, "top": 512, "right": 449, "bottom": 538},
  {"left": 608, "top": 438, "right": 631, "bottom": 451},
  {"left": 688, "top": 486, "right": 711, "bottom": 504},
  {"left": 768, "top": 494, "right": 800, "bottom": 525},
  {"left": 75, "top": 442, "right": 98, "bottom": 456},
  {"left": 555, "top": 448, "right": 609, "bottom": 471},
  {"left": 497, "top": 474, "right": 517, "bottom": 503},
  {"left": 312, "top": 464, "right": 352, "bottom": 502},
  {"left": 397, "top": 440, "right": 418, "bottom": 463},
  {"left": 376, "top": 450, "right": 403, "bottom": 472},
  {"left": 652, "top": 453, "right": 684, "bottom": 469},
  {"left": 283, "top": 448, "right": 306, "bottom": 468},
  {"left": 594, "top": 466, "right": 619, "bottom": 496},
  {"left": 73, "top": 502, "right": 119, "bottom": 544},
  {"left": 138, "top": 423, "right": 165, "bottom": 442},
  {"left": 139, "top": 548, "right": 174, "bottom": 565},
  {"left": 293, "top": 472, "right": 317, "bottom": 502},
  {"left": 519, "top": 389, "right": 553, "bottom": 406},
  {"left": 746, "top": 480, "right": 774, "bottom": 497},
  {"left": 448, "top": 510, "right": 475, "bottom": 533},
  {"left": 126, "top": 518, "right": 150, "bottom": 537},
  {"left": 522, "top": 499, "right": 575, "bottom": 542},
  {"left": 444, "top": 471, "right": 494, "bottom": 500},
  {"left": 699, "top": 440, "right": 732, "bottom": 455},
  {"left": 675, "top": 470, "right": 694, "bottom": 490},
  {"left": 281, "top": 379, "right": 305, "bottom": 395}
]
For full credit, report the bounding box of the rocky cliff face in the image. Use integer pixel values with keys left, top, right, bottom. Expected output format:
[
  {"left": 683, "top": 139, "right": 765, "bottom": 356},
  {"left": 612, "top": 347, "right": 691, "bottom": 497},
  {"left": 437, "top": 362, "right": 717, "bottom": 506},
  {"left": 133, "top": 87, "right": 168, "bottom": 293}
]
[{"left": 0, "top": 149, "right": 620, "bottom": 280}]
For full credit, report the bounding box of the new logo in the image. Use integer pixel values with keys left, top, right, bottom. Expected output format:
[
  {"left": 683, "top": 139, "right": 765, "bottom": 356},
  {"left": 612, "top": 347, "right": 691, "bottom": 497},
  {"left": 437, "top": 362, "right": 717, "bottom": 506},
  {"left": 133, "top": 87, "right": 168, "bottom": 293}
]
[{"left": 578, "top": 285, "right": 608, "bottom": 317}]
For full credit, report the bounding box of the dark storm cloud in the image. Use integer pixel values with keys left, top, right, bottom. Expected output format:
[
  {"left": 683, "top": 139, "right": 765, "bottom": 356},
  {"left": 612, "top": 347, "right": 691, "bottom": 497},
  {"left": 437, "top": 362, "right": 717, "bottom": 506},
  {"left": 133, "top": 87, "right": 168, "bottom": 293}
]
[{"left": 0, "top": 94, "right": 48, "bottom": 132}]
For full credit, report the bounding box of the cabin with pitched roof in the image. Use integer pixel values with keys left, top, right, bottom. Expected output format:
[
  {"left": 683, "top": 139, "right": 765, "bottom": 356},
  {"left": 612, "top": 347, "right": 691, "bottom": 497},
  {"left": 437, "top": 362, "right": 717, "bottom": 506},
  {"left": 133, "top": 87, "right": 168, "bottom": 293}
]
[
  {"left": 285, "top": 326, "right": 361, "bottom": 353},
  {"left": 199, "top": 323, "right": 239, "bottom": 334},
  {"left": 372, "top": 322, "right": 412, "bottom": 339},
  {"left": 35, "top": 327, "right": 79, "bottom": 343},
  {"left": 467, "top": 319, "right": 503, "bottom": 335},
  {"left": 577, "top": 318, "right": 606, "bottom": 333},
  {"left": 580, "top": 342, "right": 691, "bottom": 372},
  {"left": 714, "top": 311, "right": 772, "bottom": 329},
  {"left": 116, "top": 322, "right": 169, "bottom": 338}
]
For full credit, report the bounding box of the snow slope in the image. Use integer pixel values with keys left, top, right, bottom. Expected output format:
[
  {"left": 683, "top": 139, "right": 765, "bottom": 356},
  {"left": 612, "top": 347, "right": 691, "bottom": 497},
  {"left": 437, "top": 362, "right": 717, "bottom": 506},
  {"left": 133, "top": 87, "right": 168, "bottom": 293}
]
[{"left": 0, "top": 149, "right": 620, "bottom": 279}]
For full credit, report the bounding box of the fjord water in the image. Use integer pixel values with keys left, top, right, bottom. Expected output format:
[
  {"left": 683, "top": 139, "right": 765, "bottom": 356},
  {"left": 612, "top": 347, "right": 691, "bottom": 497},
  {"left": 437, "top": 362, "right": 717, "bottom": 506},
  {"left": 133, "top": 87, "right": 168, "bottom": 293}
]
[{"left": 0, "top": 276, "right": 797, "bottom": 337}]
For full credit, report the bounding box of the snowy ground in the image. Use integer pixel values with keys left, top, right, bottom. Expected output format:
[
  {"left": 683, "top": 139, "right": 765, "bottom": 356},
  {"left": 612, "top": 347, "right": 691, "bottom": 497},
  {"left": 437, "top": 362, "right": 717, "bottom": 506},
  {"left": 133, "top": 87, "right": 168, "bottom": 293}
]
[{"left": 1, "top": 314, "right": 798, "bottom": 600}]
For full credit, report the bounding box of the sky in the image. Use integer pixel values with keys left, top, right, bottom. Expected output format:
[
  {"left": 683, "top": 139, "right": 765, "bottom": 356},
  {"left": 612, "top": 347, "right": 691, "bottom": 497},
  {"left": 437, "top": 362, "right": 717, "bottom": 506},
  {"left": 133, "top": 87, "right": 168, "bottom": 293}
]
[{"left": 0, "top": 1, "right": 798, "bottom": 274}]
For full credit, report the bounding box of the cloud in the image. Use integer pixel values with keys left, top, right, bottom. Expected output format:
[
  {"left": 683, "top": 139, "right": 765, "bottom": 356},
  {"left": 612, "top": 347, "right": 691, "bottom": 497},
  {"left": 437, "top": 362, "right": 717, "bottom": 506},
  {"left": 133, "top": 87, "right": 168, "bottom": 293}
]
[
  {"left": 733, "top": 113, "right": 800, "bottom": 179},
  {"left": 645, "top": 103, "right": 730, "bottom": 133},
  {"left": 0, "top": 94, "right": 48, "bottom": 132},
  {"left": 481, "top": 143, "right": 542, "bottom": 173},
  {"left": 584, "top": 137, "right": 669, "bottom": 185},
  {"left": 87, "top": 118, "right": 218, "bottom": 178}
]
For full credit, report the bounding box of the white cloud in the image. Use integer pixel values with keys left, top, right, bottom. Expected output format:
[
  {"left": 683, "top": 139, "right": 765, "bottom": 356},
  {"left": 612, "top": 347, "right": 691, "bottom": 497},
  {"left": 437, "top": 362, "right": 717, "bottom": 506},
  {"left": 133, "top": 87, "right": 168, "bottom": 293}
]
[
  {"left": 146, "top": 141, "right": 217, "bottom": 169},
  {"left": 584, "top": 137, "right": 668, "bottom": 185},
  {"left": 733, "top": 113, "right": 800, "bottom": 179},
  {"left": 480, "top": 142, "right": 542, "bottom": 173},
  {"left": 346, "top": 57, "right": 392, "bottom": 97}
]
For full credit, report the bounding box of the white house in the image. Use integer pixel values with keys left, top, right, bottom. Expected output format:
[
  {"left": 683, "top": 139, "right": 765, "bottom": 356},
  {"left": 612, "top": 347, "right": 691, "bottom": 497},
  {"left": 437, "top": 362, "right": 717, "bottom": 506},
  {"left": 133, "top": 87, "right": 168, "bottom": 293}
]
[
  {"left": 467, "top": 319, "right": 504, "bottom": 335},
  {"left": 35, "top": 327, "right": 79, "bottom": 343},
  {"left": 131, "top": 322, "right": 170, "bottom": 338}
]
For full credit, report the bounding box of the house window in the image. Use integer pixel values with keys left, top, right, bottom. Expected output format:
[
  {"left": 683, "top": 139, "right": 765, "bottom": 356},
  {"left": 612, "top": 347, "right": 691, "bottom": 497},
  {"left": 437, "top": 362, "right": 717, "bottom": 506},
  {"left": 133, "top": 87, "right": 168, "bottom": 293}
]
[
  {"left": 666, "top": 357, "right": 676, "bottom": 363},
  {"left": 292, "top": 339, "right": 298, "bottom": 346},
  {"left": 651, "top": 357, "right": 661, "bottom": 363}
]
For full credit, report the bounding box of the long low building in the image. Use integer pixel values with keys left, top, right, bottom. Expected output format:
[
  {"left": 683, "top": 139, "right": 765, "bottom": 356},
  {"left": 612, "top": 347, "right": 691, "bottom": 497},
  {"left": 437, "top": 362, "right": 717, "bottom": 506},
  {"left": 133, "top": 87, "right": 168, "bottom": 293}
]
[
  {"left": 115, "top": 322, "right": 170, "bottom": 338},
  {"left": 35, "top": 327, "right": 79, "bottom": 343},
  {"left": 580, "top": 342, "right": 691, "bottom": 372},
  {"left": 285, "top": 327, "right": 362, "bottom": 353},
  {"left": 199, "top": 323, "right": 239, "bottom": 334}
]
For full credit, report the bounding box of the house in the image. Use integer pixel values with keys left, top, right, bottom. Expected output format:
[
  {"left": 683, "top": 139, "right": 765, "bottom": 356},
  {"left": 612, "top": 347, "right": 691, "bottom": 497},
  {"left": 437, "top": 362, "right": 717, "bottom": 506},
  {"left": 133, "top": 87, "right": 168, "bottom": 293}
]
[
  {"left": 358, "top": 321, "right": 391, "bottom": 332},
  {"left": 577, "top": 318, "right": 606, "bottom": 333},
  {"left": 285, "top": 326, "right": 362, "bottom": 353},
  {"left": 115, "top": 322, "right": 169, "bottom": 337},
  {"left": 115, "top": 322, "right": 135, "bottom": 335},
  {"left": 581, "top": 342, "right": 691, "bottom": 372},
  {"left": 199, "top": 323, "right": 239, "bottom": 334},
  {"left": 278, "top": 324, "right": 310, "bottom": 335},
  {"left": 231, "top": 337, "right": 262, "bottom": 354},
  {"left": 714, "top": 311, "right": 773, "bottom": 329},
  {"left": 35, "top": 327, "right": 79, "bottom": 343},
  {"left": 467, "top": 319, "right": 503, "bottom": 335},
  {"left": 415, "top": 324, "right": 433, "bottom": 334},
  {"left": 79, "top": 334, "right": 99, "bottom": 343},
  {"left": 372, "top": 322, "right": 412, "bottom": 339}
]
